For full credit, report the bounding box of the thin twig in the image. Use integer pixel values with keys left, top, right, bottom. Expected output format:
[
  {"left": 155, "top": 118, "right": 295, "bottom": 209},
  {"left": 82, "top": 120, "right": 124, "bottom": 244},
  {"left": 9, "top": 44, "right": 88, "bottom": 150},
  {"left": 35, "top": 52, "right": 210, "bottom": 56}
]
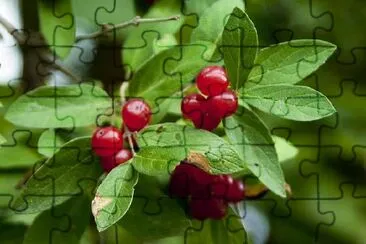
[{"left": 76, "top": 15, "right": 180, "bottom": 42}]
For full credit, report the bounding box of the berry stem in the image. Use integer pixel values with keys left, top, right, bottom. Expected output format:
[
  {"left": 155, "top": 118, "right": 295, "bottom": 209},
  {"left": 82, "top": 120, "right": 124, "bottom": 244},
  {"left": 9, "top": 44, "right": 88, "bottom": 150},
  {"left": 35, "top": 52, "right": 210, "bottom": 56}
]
[
  {"left": 76, "top": 15, "right": 180, "bottom": 42},
  {"left": 123, "top": 125, "right": 137, "bottom": 156}
]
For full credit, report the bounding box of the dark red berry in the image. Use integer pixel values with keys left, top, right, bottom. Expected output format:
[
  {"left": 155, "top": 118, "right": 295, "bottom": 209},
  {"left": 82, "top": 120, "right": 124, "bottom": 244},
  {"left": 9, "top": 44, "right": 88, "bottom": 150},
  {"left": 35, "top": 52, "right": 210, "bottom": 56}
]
[
  {"left": 91, "top": 127, "right": 123, "bottom": 157},
  {"left": 169, "top": 163, "right": 213, "bottom": 198},
  {"left": 211, "top": 175, "right": 234, "bottom": 198},
  {"left": 100, "top": 149, "right": 132, "bottom": 172},
  {"left": 181, "top": 93, "right": 206, "bottom": 121},
  {"left": 122, "top": 99, "right": 151, "bottom": 132},
  {"left": 208, "top": 89, "right": 238, "bottom": 118},
  {"left": 226, "top": 180, "right": 245, "bottom": 203},
  {"left": 191, "top": 111, "right": 221, "bottom": 131},
  {"left": 196, "top": 66, "right": 229, "bottom": 96},
  {"left": 189, "top": 198, "right": 228, "bottom": 220}
]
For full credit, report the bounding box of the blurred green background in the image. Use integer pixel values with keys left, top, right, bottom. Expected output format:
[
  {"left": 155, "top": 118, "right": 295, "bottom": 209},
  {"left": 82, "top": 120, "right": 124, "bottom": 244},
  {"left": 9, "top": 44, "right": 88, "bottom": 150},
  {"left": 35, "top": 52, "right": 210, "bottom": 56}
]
[{"left": 0, "top": 0, "right": 365, "bottom": 243}]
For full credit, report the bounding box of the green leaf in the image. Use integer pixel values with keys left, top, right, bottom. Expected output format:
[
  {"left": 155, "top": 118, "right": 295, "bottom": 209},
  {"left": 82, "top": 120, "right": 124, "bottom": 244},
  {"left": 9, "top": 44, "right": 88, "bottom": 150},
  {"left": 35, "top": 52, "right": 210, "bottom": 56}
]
[
  {"left": 93, "top": 163, "right": 138, "bottom": 232},
  {"left": 246, "top": 40, "right": 337, "bottom": 88},
  {"left": 22, "top": 196, "right": 90, "bottom": 244},
  {"left": 38, "top": 0, "right": 76, "bottom": 59},
  {"left": 223, "top": 8, "right": 258, "bottom": 90},
  {"left": 118, "top": 175, "right": 191, "bottom": 240},
  {"left": 10, "top": 137, "right": 102, "bottom": 213},
  {"left": 185, "top": 208, "right": 248, "bottom": 243},
  {"left": 273, "top": 136, "right": 299, "bottom": 163},
  {"left": 131, "top": 147, "right": 180, "bottom": 178},
  {"left": 127, "top": 44, "right": 214, "bottom": 108},
  {"left": 122, "top": 0, "right": 184, "bottom": 71},
  {"left": 224, "top": 106, "right": 286, "bottom": 197},
  {"left": 190, "top": 0, "right": 245, "bottom": 46},
  {"left": 37, "top": 129, "right": 68, "bottom": 157},
  {"left": 242, "top": 84, "right": 337, "bottom": 121},
  {"left": 136, "top": 123, "right": 248, "bottom": 175},
  {"left": 5, "top": 84, "right": 111, "bottom": 128}
]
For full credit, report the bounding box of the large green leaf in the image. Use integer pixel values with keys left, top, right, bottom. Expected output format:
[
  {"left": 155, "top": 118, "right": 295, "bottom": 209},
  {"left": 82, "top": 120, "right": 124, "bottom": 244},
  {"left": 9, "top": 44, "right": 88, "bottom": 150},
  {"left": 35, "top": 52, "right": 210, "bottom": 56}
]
[
  {"left": 224, "top": 106, "right": 286, "bottom": 197},
  {"left": 122, "top": 0, "right": 184, "bottom": 71},
  {"left": 93, "top": 163, "right": 139, "bottom": 232},
  {"left": 190, "top": 0, "right": 245, "bottom": 46},
  {"left": 245, "top": 40, "right": 337, "bottom": 88},
  {"left": 127, "top": 44, "right": 214, "bottom": 108},
  {"left": 118, "top": 175, "right": 191, "bottom": 241},
  {"left": 135, "top": 123, "right": 248, "bottom": 175},
  {"left": 38, "top": 0, "right": 76, "bottom": 59},
  {"left": 10, "top": 137, "right": 102, "bottom": 213},
  {"left": 185, "top": 209, "right": 248, "bottom": 244},
  {"left": 242, "top": 84, "right": 336, "bottom": 121},
  {"left": 37, "top": 129, "right": 68, "bottom": 157},
  {"left": 22, "top": 196, "right": 90, "bottom": 244},
  {"left": 131, "top": 147, "right": 181, "bottom": 178},
  {"left": 5, "top": 84, "right": 111, "bottom": 128},
  {"left": 223, "top": 8, "right": 258, "bottom": 90}
]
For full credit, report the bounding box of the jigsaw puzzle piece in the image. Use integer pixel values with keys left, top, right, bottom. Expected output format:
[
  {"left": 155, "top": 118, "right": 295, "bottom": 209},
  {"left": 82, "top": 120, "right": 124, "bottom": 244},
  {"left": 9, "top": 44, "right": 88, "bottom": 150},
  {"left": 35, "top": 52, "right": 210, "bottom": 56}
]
[
  {"left": 21, "top": 195, "right": 90, "bottom": 244},
  {"left": 301, "top": 146, "right": 365, "bottom": 199},
  {"left": 320, "top": 81, "right": 366, "bottom": 160},
  {"left": 317, "top": 184, "right": 366, "bottom": 243},
  {"left": 9, "top": 137, "right": 101, "bottom": 214},
  {"left": 253, "top": 197, "right": 335, "bottom": 244},
  {"left": 37, "top": 0, "right": 75, "bottom": 59}
]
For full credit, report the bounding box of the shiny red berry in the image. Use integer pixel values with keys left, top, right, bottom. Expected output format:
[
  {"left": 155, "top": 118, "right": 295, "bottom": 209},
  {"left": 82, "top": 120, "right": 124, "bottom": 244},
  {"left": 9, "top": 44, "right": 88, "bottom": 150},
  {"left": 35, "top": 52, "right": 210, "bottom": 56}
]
[
  {"left": 196, "top": 66, "right": 229, "bottom": 96},
  {"left": 208, "top": 89, "right": 238, "bottom": 118},
  {"left": 226, "top": 180, "right": 245, "bottom": 203},
  {"left": 100, "top": 149, "right": 133, "bottom": 173},
  {"left": 181, "top": 93, "right": 206, "bottom": 121},
  {"left": 122, "top": 99, "right": 151, "bottom": 132},
  {"left": 91, "top": 127, "right": 123, "bottom": 157},
  {"left": 189, "top": 198, "right": 228, "bottom": 220}
]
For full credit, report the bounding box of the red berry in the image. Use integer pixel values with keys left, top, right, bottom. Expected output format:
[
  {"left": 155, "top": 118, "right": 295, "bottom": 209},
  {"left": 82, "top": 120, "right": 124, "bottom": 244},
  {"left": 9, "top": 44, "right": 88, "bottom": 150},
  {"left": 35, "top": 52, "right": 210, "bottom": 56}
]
[
  {"left": 226, "top": 180, "right": 245, "bottom": 203},
  {"left": 169, "top": 163, "right": 213, "bottom": 198},
  {"left": 208, "top": 89, "right": 238, "bottom": 118},
  {"left": 181, "top": 93, "right": 206, "bottom": 121},
  {"left": 211, "top": 175, "right": 234, "bottom": 198},
  {"left": 189, "top": 198, "right": 228, "bottom": 220},
  {"left": 191, "top": 111, "right": 221, "bottom": 131},
  {"left": 122, "top": 99, "right": 151, "bottom": 132},
  {"left": 196, "top": 66, "right": 229, "bottom": 96},
  {"left": 100, "top": 149, "right": 133, "bottom": 173},
  {"left": 91, "top": 127, "right": 123, "bottom": 157}
]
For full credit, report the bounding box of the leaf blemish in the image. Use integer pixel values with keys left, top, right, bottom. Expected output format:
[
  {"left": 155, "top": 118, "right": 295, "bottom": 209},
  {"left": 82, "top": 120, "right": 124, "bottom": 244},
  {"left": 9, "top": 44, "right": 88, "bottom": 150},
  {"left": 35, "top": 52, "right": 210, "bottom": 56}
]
[
  {"left": 91, "top": 194, "right": 113, "bottom": 217},
  {"left": 156, "top": 126, "right": 165, "bottom": 133}
]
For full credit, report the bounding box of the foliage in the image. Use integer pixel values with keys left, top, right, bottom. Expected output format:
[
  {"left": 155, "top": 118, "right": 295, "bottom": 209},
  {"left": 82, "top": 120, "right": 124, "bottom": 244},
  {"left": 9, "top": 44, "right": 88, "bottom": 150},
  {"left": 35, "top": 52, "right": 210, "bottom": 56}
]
[{"left": 0, "top": 0, "right": 338, "bottom": 243}]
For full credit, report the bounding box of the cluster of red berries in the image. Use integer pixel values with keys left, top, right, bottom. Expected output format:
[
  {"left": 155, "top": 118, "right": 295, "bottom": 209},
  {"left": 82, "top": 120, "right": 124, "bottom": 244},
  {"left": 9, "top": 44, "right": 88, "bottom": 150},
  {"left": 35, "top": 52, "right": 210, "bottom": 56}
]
[
  {"left": 91, "top": 99, "right": 151, "bottom": 172},
  {"left": 181, "top": 66, "right": 238, "bottom": 131},
  {"left": 169, "top": 161, "right": 245, "bottom": 220}
]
